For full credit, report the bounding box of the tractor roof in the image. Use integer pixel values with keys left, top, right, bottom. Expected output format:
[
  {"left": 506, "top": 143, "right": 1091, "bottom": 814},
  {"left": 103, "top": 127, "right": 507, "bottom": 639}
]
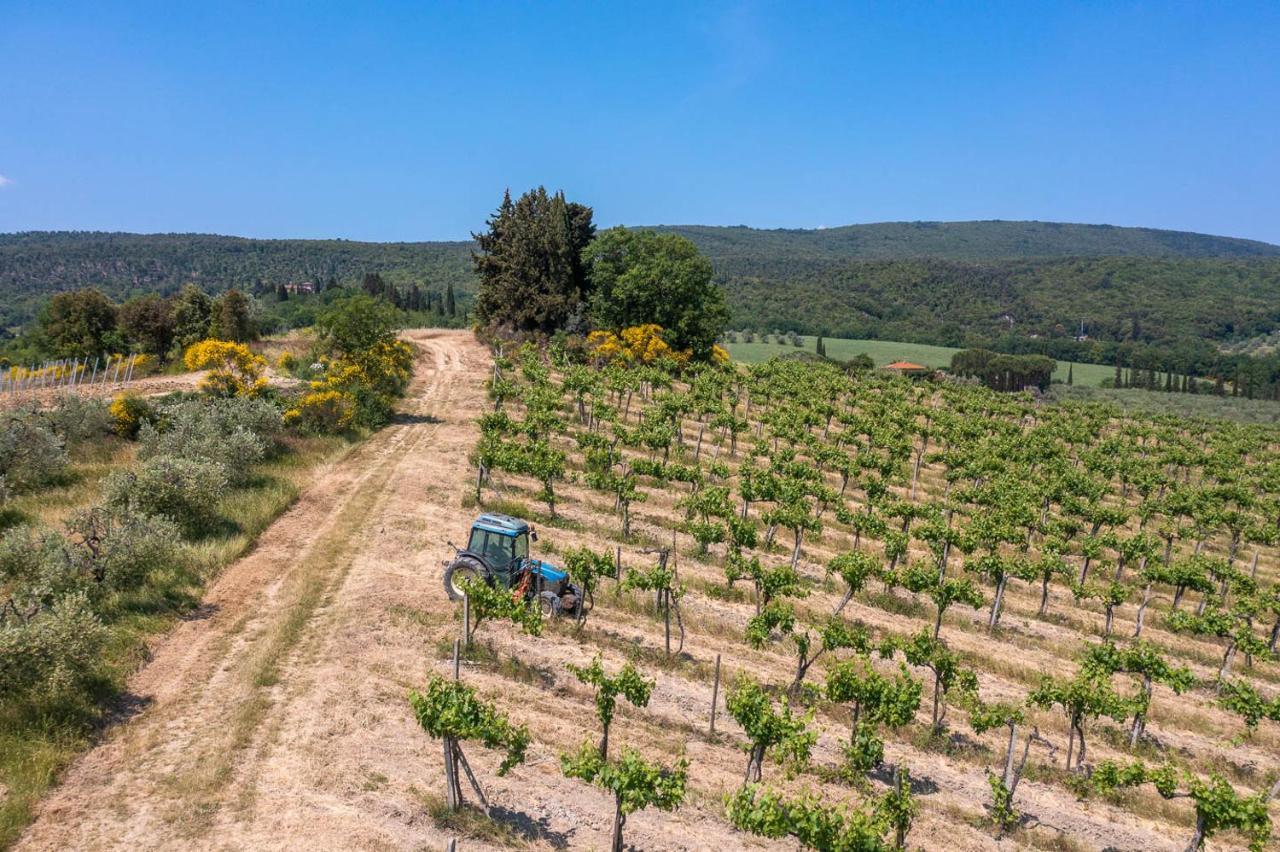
[{"left": 473, "top": 513, "right": 530, "bottom": 536}]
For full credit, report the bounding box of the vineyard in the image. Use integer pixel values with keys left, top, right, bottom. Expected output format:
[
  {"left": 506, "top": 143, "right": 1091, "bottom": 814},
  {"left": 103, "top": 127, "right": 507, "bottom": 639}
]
[
  {"left": 10, "top": 330, "right": 1280, "bottom": 851},
  {"left": 457, "top": 341, "right": 1280, "bottom": 851}
]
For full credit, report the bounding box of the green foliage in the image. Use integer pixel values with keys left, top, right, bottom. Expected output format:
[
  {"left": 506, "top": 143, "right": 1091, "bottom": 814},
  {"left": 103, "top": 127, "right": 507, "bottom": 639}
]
[
  {"left": 727, "top": 769, "right": 917, "bottom": 851},
  {"left": 567, "top": 655, "right": 653, "bottom": 759},
  {"left": 473, "top": 187, "right": 595, "bottom": 334},
  {"left": 407, "top": 676, "right": 530, "bottom": 775},
  {"left": 460, "top": 577, "right": 542, "bottom": 641},
  {"left": 1217, "top": 678, "right": 1280, "bottom": 733},
  {"left": 0, "top": 591, "right": 107, "bottom": 703},
  {"left": 726, "top": 675, "right": 817, "bottom": 781},
  {"left": 39, "top": 288, "right": 119, "bottom": 357},
  {"left": 1079, "top": 760, "right": 1276, "bottom": 852},
  {"left": 561, "top": 741, "right": 687, "bottom": 813},
  {"left": 316, "top": 293, "right": 399, "bottom": 356},
  {"left": 585, "top": 227, "right": 729, "bottom": 358},
  {"left": 119, "top": 294, "right": 177, "bottom": 357},
  {"left": 138, "top": 397, "right": 282, "bottom": 486},
  {"left": 209, "top": 288, "right": 256, "bottom": 342},
  {"left": 951, "top": 348, "right": 1056, "bottom": 392},
  {"left": 103, "top": 454, "right": 228, "bottom": 537},
  {"left": 0, "top": 412, "right": 69, "bottom": 496}
]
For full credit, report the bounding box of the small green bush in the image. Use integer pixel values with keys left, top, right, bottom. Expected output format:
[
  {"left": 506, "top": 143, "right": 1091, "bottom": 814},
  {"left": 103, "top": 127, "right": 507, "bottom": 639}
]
[
  {"left": 0, "top": 591, "right": 107, "bottom": 702},
  {"left": 66, "top": 507, "right": 183, "bottom": 593},
  {"left": 0, "top": 525, "right": 86, "bottom": 612},
  {"left": 0, "top": 415, "right": 68, "bottom": 493},
  {"left": 138, "top": 397, "right": 281, "bottom": 485},
  {"left": 103, "top": 454, "right": 227, "bottom": 537},
  {"left": 44, "top": 395, "right": 114, "bottom": 447}
]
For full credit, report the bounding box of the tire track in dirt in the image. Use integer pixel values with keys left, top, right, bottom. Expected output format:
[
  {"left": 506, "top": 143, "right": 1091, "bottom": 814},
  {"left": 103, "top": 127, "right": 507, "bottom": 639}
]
[{"left": 13, "top": 331, "right": 500, "bottom": 851}]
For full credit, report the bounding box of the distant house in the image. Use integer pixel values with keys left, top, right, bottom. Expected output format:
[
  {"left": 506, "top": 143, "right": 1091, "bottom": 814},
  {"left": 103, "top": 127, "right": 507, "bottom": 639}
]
[
  {"left": 883, "top": 360, "right": 930, "bottom": 377},
  {"left": 283, "top": 281, "right": 316, "bottom": 295}
]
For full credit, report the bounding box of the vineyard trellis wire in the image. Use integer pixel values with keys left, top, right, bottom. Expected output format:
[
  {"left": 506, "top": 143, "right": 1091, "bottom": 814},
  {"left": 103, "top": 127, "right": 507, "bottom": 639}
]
[{"left": 1, "top": 353, "right": 148, "bottom": 400}]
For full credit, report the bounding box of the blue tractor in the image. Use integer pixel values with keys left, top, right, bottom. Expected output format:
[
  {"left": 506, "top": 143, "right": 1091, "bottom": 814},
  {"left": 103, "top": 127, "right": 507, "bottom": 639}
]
[{"left": 443, "top": 513, "right": 589, "bottom": 617}]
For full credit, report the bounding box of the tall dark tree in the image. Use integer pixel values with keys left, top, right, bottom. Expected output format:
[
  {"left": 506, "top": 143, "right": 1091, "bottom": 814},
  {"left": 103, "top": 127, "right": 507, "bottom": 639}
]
[
  {"left": 172, "top": 284, "right": 214, "bottom": 348},
  {"left": 585, "top": 228, "right": 729, "bottom": 358},
  {"left": 472, "top": 187, "right": 595, "bottom": 333},
  {"left": 119, "top": 294, "right": 177, "bottom": 359},
  {"left": 41, "top": 288, "right": 119, "bottom": 357},
  {"left": 276, "top": 282, "right": 289, "bottom": 302},
  {"left": 445, "top": 282, "right": 456, "bottom": 317},
  {"left": 362, "top": 272, "right": 387, "bottom": 298},
  {"left": 211, "top": 289, "right": 256, "bottom": 342}
]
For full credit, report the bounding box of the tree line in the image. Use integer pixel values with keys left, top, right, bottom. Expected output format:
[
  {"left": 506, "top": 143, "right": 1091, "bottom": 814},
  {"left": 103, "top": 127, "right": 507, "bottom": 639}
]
[{"left": 0, "top": 276, "right": 466, "bottom": 368}]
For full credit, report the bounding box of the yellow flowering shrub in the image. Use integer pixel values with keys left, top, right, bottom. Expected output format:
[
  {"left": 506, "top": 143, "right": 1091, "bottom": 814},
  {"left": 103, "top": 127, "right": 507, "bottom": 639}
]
[
  {"left": 711, "top": 344, "right": 730, "bottom": 366},
  {"left": 588, "top": 324, "right": 695, "bottom": 365},
  {"left": 108, "top": 393, "right": 155, "bottom": 438},
  {"left": 288, "top": 339, "right": 414, "bottom": 431},
  {"left": 184, "top": 339, "right": 268, "bottom": 397},
  {"left": 276, "top": 351, "right": 298, "bottom": 372},
  {"left": 620, "top": 324, "right": 674, "bottom": 363},
  {"left": 283, "top": 389, "right": 354, "bottom": 433}
]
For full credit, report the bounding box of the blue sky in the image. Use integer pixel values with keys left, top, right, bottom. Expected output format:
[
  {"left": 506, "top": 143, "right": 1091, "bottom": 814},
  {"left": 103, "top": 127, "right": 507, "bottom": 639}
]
[{"left": 2, "top": 1, "right": 1278, "bottom": 243}]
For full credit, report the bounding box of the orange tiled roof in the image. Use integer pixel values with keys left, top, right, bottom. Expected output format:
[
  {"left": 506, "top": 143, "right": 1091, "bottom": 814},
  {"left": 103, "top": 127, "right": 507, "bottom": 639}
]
[{"left": 884, "top": 361, "right": 927, "bottom": 370}]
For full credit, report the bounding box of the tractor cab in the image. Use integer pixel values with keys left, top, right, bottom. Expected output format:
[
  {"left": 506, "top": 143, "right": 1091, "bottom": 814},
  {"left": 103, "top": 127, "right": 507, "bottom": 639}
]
[{"left": 465, "top": 513, "right": 534, "bottom": 588}]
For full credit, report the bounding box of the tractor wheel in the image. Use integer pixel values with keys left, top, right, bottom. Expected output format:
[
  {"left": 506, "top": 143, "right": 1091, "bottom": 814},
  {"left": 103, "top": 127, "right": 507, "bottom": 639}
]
[
  {"left": 538, "top": 591, "right": 562, "bottom": 617},
  {"left": 443, "top": 554, "right": 488, "bottom": 601}
]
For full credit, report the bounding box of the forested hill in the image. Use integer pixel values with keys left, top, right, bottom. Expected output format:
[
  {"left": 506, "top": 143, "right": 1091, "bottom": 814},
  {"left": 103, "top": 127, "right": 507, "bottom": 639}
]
[
  {"left": 0, "top": 231, "right": 475, "bottom": 327},
  {"left": 654, "top": 220, "right": 1280, "bottom": 261},
  {"left": 4, "top": 225, "right": 1280, "bottom": 356}
]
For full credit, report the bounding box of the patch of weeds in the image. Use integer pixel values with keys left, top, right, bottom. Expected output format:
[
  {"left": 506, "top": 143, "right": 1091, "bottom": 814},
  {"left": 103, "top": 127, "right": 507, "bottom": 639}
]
[
  {"left": 910, "top": 727, "right": 990, "bottom": 760},
  {"left": 431, "top": 638, "right": 556, "bottom": 688},
  {"left": 412, "top": 789, "right": 528, "bottom": 848}
]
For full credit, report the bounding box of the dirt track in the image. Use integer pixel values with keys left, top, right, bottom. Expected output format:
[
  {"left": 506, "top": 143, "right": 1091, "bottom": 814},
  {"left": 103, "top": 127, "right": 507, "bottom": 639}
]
[{"left": 14, "top": 330, "right": 752, "bottom": 852}]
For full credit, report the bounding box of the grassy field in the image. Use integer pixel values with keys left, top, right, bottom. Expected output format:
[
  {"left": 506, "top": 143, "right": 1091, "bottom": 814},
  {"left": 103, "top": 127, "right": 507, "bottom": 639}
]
[
  {"left": 1048, "top": 384, "right": 1280, "bottom": 424},
  {"left": 725, "top": 335, "right": 1115, "bottom": 387}
]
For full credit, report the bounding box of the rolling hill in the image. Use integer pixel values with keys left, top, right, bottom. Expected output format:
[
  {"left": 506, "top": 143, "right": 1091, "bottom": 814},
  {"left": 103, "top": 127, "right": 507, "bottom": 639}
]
[
  {"left": 4, "top": 223, "right": 1280, "bottom": 356},
  {"left": 653, "top": 219, "right": 1280, "bottom": 261}
]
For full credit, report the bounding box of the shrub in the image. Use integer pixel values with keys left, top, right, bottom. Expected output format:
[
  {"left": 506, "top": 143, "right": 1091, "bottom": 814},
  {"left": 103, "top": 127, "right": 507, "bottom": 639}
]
[
  {"left": 103, "top": 454, "right": 227, "bottom": 536},
  {"left": 0, "top": 525, "right": 86, "bottom": 613},
  {"left": 66, "top": 507, "right": 183, "bottom": 593},
  {"left": 0, "top": 591, "right": 107, "bottom": 702},
  {"left": 109, "top": 393, "right": 157, "bottom": 439},
  {"left": 0, "top": 414, "right": 68, "bottom": 492},
  {"left": 283, "top": 389, "right": 355, "bottom": 434},
  {"left": 45, "top": 395, "right": 114, "bottom": 447},
  {"left": 138, "top": 397, "right": 281, "bottom": 483},
  {"left": 183, "top": 339, "right": 268, "bottom": 397},
  {"left": 307, "top": 339, "right": 414, "bottom": 428},
  {"left": 275, "top": 351, "right": 298, "bottom": 372}
]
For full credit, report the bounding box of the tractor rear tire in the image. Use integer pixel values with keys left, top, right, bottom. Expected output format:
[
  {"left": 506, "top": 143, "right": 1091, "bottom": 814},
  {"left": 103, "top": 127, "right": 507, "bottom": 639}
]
[
  {"left": 444, "top": 554, "right": 488, "bottom": 601},
  {"left": 538, "top": 591, "right": 562, "bottom": 617}
]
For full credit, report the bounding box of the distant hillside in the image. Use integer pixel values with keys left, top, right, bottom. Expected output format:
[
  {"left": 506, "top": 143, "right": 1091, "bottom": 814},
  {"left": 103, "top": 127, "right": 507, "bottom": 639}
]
[
  {"left": 0, "top": 231, "right": 475, "bottom": 328},
  {"left": 654, "top": 220, "right": 1280, "bottom": 261},
  {"left": 4, "top": 224, "right": 1280, "bottom": 357}
]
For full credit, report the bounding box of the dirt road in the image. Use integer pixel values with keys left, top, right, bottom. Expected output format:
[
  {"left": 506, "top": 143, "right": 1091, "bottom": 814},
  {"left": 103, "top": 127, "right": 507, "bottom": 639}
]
[{"left": 15, "top": 330, "right": 746, "bottom": 852}]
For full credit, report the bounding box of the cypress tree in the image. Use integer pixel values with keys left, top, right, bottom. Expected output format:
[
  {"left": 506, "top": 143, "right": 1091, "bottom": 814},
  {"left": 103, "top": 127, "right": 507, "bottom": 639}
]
[
  {"left": 276, "top": 282, "right": 289, "bottom": 302},
  {"left": 473, "top": 187, "right": 595, "bottom": 333},
  {"left": 1067, "top": 363, "right": 1073, "bottom": 385},
  {"left": 446, "top": 282, "right": 456, "bottom": 317}
]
